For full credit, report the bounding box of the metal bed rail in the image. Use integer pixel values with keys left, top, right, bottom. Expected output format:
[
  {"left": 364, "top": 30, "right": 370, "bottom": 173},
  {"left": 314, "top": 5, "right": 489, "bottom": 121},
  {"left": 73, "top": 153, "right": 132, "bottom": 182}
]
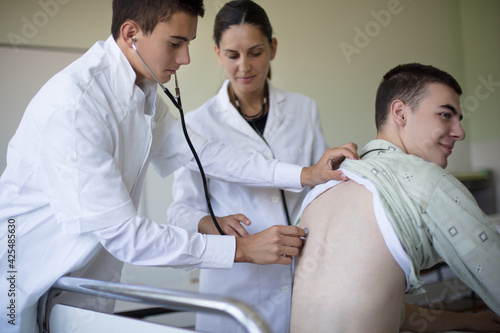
[{"left": 38, "top": 276, "right": 271, "bottom": 333}]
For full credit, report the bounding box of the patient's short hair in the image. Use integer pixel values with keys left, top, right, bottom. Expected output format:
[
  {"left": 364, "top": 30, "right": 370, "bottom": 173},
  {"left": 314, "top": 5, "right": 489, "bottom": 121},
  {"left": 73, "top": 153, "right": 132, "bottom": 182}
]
[{"left": 375, "top": 63, "right": 462, "bottom": 131}]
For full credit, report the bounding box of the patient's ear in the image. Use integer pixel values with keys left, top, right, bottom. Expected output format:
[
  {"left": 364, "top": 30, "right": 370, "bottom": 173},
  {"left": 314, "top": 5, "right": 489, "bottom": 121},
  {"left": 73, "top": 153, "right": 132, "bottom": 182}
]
[{"left": 390, "top": 100, "right": 407, "bottom": 126}]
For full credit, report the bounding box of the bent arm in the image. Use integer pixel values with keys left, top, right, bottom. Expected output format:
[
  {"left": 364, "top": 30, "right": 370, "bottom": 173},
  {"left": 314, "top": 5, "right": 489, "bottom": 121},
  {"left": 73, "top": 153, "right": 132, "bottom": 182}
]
[
  {"left": 401, "top": 303, "right": 500, "bottom": 332},
  {"left": 427, "top": 176, "right": 500, "bottom": 315},
  {"left": 93, "top": 215, "right": 235, "bottom": 270},
  {"left": 151, "top": 102, "right": 354, "bottom": 189},
  {"left": 150, "top": 106, "right": 303, "bottom": 189}
]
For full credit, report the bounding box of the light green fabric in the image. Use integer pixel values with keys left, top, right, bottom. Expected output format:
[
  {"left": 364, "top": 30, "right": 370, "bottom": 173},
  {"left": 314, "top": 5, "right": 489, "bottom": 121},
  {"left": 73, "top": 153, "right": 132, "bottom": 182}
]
[{"left": 341, "top": 139, "right": 500, "bottom": 314}]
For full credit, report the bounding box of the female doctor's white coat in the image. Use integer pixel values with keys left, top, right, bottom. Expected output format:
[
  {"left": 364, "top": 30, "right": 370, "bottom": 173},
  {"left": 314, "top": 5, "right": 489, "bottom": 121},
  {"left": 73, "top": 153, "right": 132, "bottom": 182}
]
[
  {"left": 0, "top": 37, "right": 306, "bottom": 333},
  {"left": 168, "top": 79, "right": 328, "bottom": 333}
]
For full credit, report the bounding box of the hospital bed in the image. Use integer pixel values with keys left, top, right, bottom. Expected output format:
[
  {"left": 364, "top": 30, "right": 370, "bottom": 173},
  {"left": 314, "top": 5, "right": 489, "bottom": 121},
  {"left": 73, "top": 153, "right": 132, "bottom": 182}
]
[
  {"left": 38, "top": 215, "right": 500, "bottom": 332},
  {"left": 38, "top": 277, "right": 271, "bottom": 333}
]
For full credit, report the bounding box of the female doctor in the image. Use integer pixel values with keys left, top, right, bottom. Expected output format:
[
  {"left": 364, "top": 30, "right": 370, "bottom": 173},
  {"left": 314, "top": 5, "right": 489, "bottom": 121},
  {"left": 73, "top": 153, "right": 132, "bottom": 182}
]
[{"left": 167, "top": 1, "right": 328, "bottom": 332}]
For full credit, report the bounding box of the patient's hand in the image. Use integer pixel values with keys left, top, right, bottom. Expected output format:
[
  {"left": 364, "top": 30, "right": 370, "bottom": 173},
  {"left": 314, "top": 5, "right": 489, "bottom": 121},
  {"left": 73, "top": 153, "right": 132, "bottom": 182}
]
[
  {"left": 464, "top": 311, "right": 500, "bottom": 332},
  {"left": 401, "top": 303, "right": 500, "bottom": 332},
  {"left": 198, "top": 214, "right": 251, "bottom": 237}
]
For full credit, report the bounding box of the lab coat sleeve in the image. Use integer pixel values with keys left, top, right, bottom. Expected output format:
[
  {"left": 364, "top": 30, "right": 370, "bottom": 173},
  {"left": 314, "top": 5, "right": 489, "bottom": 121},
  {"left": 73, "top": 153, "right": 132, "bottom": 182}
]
[
  {"left": 38, "top": 105, "right": 137, "bottom": 234},
  {"left": 150, "top": 100, "right": 303, "bottom": 190},
  {"left": 187, "top": 130, "right": 303, "bottom": 189},
  {"left": 93, "top": 215, "right": 235, "bottom": 270},
  {"left": 167, "top": 166, "right": 210, "bottom": 232}
]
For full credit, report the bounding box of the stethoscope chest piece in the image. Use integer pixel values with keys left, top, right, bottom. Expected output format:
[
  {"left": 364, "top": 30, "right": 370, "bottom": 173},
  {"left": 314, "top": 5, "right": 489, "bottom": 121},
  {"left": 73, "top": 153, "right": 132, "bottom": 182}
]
[{"left": 301, "top": 227, "right": 308, "bottom": 246}]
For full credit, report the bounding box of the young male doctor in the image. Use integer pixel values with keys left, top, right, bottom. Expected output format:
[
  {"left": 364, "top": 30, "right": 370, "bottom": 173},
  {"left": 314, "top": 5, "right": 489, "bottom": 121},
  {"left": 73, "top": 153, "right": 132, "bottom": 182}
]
[{"left": 0, "top": 0, "right": 357, "bottom": 332}]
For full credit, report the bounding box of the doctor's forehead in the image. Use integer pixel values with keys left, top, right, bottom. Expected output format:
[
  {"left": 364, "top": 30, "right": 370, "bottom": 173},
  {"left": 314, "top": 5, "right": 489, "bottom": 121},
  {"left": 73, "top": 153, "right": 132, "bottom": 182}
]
[{"left": 152, "top": 11, "right": 198, "bottom": 41}]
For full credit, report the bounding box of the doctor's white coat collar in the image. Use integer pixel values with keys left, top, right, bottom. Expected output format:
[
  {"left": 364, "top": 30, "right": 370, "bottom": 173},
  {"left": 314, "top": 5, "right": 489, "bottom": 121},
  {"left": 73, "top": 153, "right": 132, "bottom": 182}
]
[{"left": 104, "top": 35, "right": 158, "bottom": 115}]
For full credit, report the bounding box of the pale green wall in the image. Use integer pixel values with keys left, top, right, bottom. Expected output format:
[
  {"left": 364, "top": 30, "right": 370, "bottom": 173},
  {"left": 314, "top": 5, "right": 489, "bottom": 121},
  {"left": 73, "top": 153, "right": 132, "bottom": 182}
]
[
  {"left": 1, "top": 0, "right": 498, "bottom": 145},
  {"left": 1, "top": 0, "right": 499, "bottom": 173},
  {"left": 265, "top": 0, "right": 467, "bottom": 147},
  {"left": 0, "top": 0, "right": 112, "bottom": 50},
  {"left": 458, "top": 0, "right": 500, "bottom": 142}
]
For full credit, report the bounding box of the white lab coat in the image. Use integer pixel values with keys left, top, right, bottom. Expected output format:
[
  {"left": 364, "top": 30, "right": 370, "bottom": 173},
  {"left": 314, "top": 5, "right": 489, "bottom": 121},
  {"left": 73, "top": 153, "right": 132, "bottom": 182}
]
[
  {"left": 0, "top": 37, "right": 305, "bottom": 333},
  {"left": 168, "top": 80, "right": 328, "bottom": 333}
]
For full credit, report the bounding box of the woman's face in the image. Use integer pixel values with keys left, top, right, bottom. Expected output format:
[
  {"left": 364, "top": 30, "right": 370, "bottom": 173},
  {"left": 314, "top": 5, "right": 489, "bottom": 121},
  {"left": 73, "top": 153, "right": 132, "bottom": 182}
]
[{"left": 215, "top": 23, "right": 277, "bottom": 96}]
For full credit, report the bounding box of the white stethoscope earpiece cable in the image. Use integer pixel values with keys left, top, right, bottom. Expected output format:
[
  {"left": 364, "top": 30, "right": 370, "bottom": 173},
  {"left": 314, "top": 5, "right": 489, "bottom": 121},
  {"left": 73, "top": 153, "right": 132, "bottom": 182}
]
[
  {"left": 131, "top": 37, "right": 168, "bottom": 93},
  {"left": 131, "top": 37, "right": 224, "bottom": 235}
]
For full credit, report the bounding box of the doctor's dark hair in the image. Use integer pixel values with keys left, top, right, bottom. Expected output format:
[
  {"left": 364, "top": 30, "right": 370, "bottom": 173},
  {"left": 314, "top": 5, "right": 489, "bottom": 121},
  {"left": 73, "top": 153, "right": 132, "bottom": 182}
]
[
  {"left": 213, "top": 0, "right": 273, "bottom": 47},
  {"left": 111, "top": 0, "right": 204, "bottom": 39},
  {"left": 375, "top": 63, "right": 462, "bottom": 131}
]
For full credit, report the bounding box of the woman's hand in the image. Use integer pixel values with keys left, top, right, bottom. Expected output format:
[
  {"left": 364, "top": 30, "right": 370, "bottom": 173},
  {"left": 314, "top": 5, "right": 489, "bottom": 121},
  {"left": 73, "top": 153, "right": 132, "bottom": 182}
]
[
  {"left": 300, "top": 142, "right": 359, "bottom": 187},
  {"left": 198, "top": 214, "right": 251, "bottom": 237}
]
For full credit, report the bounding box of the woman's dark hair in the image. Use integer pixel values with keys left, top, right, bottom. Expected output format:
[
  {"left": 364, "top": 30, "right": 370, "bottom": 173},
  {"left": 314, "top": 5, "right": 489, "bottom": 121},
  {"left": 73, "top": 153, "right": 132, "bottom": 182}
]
[
  {"left": 375, "top": 63, "right": 462, "bottom": 131},
  {"left": 111, "top": 0, "right": 205, "bottom": 39},
  {"left": 213, "top": 0, "right": 273, "bottom": 47}
]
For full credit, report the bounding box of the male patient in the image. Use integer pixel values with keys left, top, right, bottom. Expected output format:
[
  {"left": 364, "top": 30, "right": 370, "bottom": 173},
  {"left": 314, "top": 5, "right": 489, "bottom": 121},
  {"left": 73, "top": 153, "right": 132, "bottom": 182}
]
[{"left": 291, "top": 63, "right": 500, "bottom": 332}]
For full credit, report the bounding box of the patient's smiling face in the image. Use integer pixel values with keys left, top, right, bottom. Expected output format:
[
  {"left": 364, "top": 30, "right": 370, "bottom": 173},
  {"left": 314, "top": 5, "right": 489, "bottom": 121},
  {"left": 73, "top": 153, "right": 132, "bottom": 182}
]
[{"left": 402, "top": 83, "right": 465, "bottom": 168}]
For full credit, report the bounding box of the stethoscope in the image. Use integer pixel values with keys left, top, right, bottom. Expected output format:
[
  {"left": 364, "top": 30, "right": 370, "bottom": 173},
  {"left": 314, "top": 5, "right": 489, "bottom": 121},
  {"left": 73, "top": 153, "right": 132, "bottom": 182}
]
[{"left": 131, "top": 36, "right": 225, "bottom": 235}]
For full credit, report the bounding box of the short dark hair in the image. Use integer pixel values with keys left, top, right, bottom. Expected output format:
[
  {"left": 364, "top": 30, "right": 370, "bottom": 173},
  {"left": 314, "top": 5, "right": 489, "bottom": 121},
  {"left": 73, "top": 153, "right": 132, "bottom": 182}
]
[
  {"left": 375, "top": 63, "right": 462, "bottom": 131},
  {"left": 213, "top": 0, "right": 273, "bottom": 47},
  {"left": 111, "top": 0, "right": 205, "bottom": 40}
]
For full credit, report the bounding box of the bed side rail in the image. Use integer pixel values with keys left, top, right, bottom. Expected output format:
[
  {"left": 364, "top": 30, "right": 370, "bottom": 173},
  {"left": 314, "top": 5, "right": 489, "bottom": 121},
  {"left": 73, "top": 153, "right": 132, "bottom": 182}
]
[{"left": 38, "top": 276, "right": 271, "bottom": 333}]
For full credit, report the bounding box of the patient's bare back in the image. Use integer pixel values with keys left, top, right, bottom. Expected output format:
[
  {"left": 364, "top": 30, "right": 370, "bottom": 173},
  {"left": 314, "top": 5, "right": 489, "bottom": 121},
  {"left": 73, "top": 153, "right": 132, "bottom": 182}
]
[{"left": 291, "top": 180, "right": 405, "bottom": 333}]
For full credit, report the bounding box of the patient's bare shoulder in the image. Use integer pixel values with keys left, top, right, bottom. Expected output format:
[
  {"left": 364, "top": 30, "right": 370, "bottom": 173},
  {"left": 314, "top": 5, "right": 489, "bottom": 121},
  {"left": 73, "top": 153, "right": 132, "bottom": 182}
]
[
  {"left": 296, "top": 180, "right": 375, "bottom": 277},
  {"left": 300, "top": 180, "right": 374, "bottom": 231}
]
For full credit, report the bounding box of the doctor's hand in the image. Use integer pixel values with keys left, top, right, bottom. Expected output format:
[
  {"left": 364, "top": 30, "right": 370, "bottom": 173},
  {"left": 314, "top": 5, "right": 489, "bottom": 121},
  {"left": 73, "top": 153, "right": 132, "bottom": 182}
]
[
  {"left": 199, "top": 214, "right": 251, "bottom": 237},
  {"left": 234, "top": 225, "right": 306, "bottom": 265},
  {"left": 300, "top": 142, "right": 359, "bottom": 187}
]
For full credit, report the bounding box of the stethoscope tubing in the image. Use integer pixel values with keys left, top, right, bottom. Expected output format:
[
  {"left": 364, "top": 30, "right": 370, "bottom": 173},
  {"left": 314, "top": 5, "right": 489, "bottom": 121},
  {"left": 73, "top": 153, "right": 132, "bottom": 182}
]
[{"left": 132, "top": 39, "right": 225, "bottom": 235}]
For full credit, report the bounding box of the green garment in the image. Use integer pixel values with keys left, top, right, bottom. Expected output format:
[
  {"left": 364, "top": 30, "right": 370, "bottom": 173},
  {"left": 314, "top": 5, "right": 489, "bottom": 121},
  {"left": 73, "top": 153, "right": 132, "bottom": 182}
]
[{"left": 341, "top": 139, "right": 500, "bottom": 314}]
